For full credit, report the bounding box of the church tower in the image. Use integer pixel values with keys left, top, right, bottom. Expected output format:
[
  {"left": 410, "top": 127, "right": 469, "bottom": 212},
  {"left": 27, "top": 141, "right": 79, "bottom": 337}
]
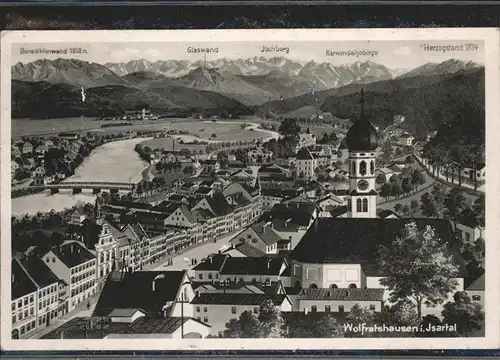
[{"left": 345, "top": 89, "right": 379, "bottom": 218}]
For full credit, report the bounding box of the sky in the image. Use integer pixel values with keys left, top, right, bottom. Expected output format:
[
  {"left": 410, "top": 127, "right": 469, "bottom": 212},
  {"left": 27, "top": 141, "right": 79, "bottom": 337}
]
[{"left": 11, "top": 40, "right": 484, "bottom": 70}]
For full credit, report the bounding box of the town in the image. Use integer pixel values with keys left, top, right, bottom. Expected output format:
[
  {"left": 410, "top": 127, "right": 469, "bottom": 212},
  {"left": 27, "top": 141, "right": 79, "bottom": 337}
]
[{"left": 10, "top": 91, "right": 485, "bottom": 340}]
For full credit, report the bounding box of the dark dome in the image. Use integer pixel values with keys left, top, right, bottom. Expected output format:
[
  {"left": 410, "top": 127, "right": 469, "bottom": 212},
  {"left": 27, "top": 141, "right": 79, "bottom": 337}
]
[
  {"left": 345, "top": 118, "right": 379, "bottom": 151},
  {"left": 345, "top": 89, "right": 379, "bottom": 151}
]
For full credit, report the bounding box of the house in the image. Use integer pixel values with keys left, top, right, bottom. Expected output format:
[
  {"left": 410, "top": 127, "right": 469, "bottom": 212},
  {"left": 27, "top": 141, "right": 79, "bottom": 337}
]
[
  {"left": 22, "top": 141, "right": 33, "bottom": 154},
  {"left": 454, "top": 208, "right": 485, "bottom": 244},
  {"left": 461, "top": 162, "right": 486, "bottom": 184},
  {"left": 298, "top": 133, "right": 317, "bottom": 150},
  {"left": 68, "top": 209, "right": 86, "bottom": 226},
  {"left": 11, "top": 257, "right": 60, "bottom": 339},
  {"left": 398, "top": 134, "right": 414, "bottom": 147},
  {"left": 11, "top": 160, "right": 20, "bottom": 176},
  {"left": 218, "top": 257, "right": 291, "bottom": 286},
  {"left": 293, "top": 288, "right": 385, "bottom": 313},
  {"left": 316, "top": 194, "right": 346, "bottom": 214},
  {"left": 464, "top": 267, "right": 485, "bottom": 308},
  {"left": 375, "top": 167, "right": 398, "bottom": 182},
  {"left": 377, "top": 209, "right": 401, "bottom": 219},
  {"left": 116, "top": 223, "right": 150, "bottom": 272},
  {"left": 58, "top": 132, "right": 79, "bottom": 140},
  {"left": 203, "top": 159, "right": 220, "bottom": 173},
  {"left": 35, "top": 145, "right": 48, "bottom": 158},
  {"left": 105, "top": 317, "right": 211, "bottom": 339},
  {"left": 295, "top": 147, "right": 318, "bottom": 179},
  {"left": 23, "top": 158, "right": 35, "bottom": 171},
  {"left": 42, "top": 241, "right": 97, "bottom": 312},
  {"left": 191, "top": 254, "right": 229, "bottom": 282},
  {"left": 191, "top": 293, "right": 293, "bottom": 337},
  {"left": 229, "top": 221, "right": 282, "bottom": 255},
  {"left": 260, "top": 187, "right": 300, "bottom": 212},
  {"left": 93, "top": 270, "right": 193, "bottom": 319},
  {"left": 247, "top": 147, "right": 273, "bottom": 164}
]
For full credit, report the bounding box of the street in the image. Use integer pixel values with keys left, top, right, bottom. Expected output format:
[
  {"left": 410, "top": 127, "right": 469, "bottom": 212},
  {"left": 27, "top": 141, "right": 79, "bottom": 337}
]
[{"left": 145, "top": 229, "right": 244, "bottom": 271}]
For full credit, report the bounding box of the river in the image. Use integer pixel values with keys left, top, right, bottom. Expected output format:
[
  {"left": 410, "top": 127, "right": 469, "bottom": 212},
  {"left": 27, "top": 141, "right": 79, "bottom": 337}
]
[{"left": 11, "top": 138, "right": 150, "bottom": 217}]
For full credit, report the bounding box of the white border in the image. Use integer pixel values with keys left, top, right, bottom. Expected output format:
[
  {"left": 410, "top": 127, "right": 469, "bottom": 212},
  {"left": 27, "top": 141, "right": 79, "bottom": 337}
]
[{"left": 1, "top": 28, "right": 499, "bottom": 351}]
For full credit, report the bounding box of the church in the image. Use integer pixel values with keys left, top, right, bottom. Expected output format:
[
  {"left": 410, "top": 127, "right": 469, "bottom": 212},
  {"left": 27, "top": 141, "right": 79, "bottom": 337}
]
[{"left": 288, "top": 90, "right": 467, "bottom": 315}]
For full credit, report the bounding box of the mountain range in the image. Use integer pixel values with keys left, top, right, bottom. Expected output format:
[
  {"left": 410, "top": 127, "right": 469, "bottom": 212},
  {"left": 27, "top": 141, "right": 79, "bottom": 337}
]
[{"left": 11, "top": 57, "right": 483, "bottom": 122}]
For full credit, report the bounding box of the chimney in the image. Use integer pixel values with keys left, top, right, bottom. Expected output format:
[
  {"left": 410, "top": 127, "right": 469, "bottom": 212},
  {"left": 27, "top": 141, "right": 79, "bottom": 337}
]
[
  {"left": 304, "top": 307, "right": 308, "bottom": 315},
  {"left": 267, "top": 259, "right": 271, "bottom": 269},
  {"left": 11, "top": 274, "right": 14, "bottom": 283},
  {"left": 210, "top": 257, "right": 213, "bottom": 263},
  {"left": 326, "top": 291, "right": 331, "bottom": 297},
  {"left": 71, "top": 244, "right": 74, "bottom": 253},
  {"left": 152, "top": 280, "right": 156, "bottom": 292},
  {"left": 296, "top": 203, "right": 299, "bottom": 208}
]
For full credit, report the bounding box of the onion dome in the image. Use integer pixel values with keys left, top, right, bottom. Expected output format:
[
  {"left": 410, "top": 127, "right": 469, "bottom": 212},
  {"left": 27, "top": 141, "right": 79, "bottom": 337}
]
[{"left": 345, "top": 89, "right": 379, "bottom": 151}]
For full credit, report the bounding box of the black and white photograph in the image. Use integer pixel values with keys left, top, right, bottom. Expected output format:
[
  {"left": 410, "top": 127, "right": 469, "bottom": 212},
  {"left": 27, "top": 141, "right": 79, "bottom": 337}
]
[{"left": 1, "top": 28, "right": 498, "bottom": 350}]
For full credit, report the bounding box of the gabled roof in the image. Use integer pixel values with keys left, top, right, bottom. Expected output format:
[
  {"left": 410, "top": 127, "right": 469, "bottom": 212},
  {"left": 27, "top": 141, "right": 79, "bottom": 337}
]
[
  {"left": 224, "top": 242, "right": 267, "bottom": 258},
  {"left": 296, "top": 147, "right": 315, "bottom": 160},
  {"left": 18, "top": 256, "right": 60, "bottom": 289},
  {"left": 206, "top": 193, "right": 233, "bottom": 216},
  {"left": 251, "top": 222, "right": 282, "bottom": 246},
  {"left": 191, "top": 293, "right": 288, "bottom": 306},
  {"left": 466, "top": 271, "right": 485, "bottom": 291},
  {"left": 12, "top": 259, "right": 37, "bottom": 299},
  {"left": 192, "top": 254, "right": 229, "bottom": 272},
  {"left": 93, "top": 270, "right": 186, "bottom": 317},
  {"left": 51, "top": 241, "right": 95, "bottom": 268},
  {"left": 377, "top": 209, "right": 401, "bottom": 219},
  {"left": 290, "top": 218, "right": 466, "bottom": 277},
  {"left": 265, "top": 202, "right": 316, "bottom": 227},
  {"left": 114, "top": 317, "right": 210, "bottom": 334}
]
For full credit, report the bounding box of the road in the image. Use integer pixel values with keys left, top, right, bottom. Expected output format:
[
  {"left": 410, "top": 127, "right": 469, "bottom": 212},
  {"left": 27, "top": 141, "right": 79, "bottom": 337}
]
[{"left": 145, "top": 229, "right": 244, "bottom": 272}]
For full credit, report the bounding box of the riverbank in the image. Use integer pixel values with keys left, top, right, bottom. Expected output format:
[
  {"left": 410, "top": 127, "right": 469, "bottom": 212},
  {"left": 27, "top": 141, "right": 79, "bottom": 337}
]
[{"left": 12, "top": 138, "right": 152, "bottom": 216}]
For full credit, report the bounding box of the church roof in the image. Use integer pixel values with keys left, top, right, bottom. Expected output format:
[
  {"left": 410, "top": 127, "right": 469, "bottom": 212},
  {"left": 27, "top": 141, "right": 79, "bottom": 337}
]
[
  {"left": 345, "top": 89, "right": 380, "bottom": 152},
  {"left": 290, "top": 217, "right": 467, "bottom": 277}
]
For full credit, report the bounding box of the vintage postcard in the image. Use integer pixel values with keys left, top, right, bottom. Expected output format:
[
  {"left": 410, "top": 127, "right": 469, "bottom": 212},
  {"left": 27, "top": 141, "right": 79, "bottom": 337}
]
[{"left": 1, "top": 28, "right": 499, "bottom": 351}]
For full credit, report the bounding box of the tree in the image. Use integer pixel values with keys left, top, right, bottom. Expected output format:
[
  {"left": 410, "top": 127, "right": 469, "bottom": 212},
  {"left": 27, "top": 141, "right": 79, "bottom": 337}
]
[
  {"left": 444, "top": 187, "right": 467, "bottom": 221},
  {"left": 402, "top": 205, "right": 410, "bottom": 217},
  {"left": 344, "top": 304, "right": 375, "bottom": 337},
  {"left": 405, "top": 155, "right": 415, "bottom": 165},
  {"left": 411, "top": 170, "right": 426, "bottom": 191},
  {"left": 376, "top": 173, "right": 387, "bottom": 185},
  {"left": 473, "top": 194, "right": 485, "bottom": 222},
  {"left": 379, "top": 222, "right": 460, "bottom": 319},
  {"left": 442, "top": 292, "right": 484, "bottom": 337},
  {"left": 401, "top": 178, "right": 414, "bottom": 196},
  {"left": 417, "top": 315, "right": 449, "bottom": 337},
  {"left": 394, "top": 203, "right": 403, "bottom": 215},
  {"left": 431, "top": 184, "right": 446, "bottom": 216},
  {"left": 410, "top": 200, "right": 420, "bottom": 215},
  {"left": 278, "top": 118, "right": 301, "bottom": 138},
  {"left": 257, "top": 299, "right": 287, "bottom": 338},
  {"left": 389, "top": 299, "right": 420, "bottom": 327},
  {"left": 391, "top": 181, "right": 403, "bottom": 199},
  {"left": 380, "top": 183, "right": 392, "bottom": 201},
  {"left": 287, "top": 313, "right": 342, "bottom": 338},
  {"left": 420, "top": 192, "right": 438, "bottom": 218}
]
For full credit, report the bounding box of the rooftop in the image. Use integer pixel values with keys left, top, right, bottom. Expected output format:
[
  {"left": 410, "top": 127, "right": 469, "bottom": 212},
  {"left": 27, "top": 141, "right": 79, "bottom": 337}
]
[
  {"left": 220, "top": 257, "right": 287, "bottom": 276},
  {"left": 290, "top": 218, "right": 466, "bottom": 277},
  {"left": 191, "top": 293, "right": 288, "bottom": 306},
  {"left": 93, "top": 270, "right": 186, "bottom": 317},
  {"left": 51, "top": 241, "right": 95, "bottom": 268},
  {"left": 297, "top": 288, "right": 385, "bottom": 301}
]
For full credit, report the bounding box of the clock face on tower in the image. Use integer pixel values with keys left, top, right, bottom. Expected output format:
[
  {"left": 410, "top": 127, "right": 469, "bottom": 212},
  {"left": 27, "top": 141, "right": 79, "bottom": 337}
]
[{"left": 357, "top": 179, "right": 369, "bottom": 191}]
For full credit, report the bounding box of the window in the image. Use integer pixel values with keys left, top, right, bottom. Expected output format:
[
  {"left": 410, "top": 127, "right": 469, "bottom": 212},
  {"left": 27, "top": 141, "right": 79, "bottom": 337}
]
[
  {"left": 325, "top": 305, "right": 331, "bottom": 312},
  {"left": 472, "top": 295, "right": 481, "bottom": 301},
  {"left": 348, "top": 283, "right": 357, "bottom": 289},
  {"left": 24, "top": 310, "right": 28, "bottom": 318},
  {"left": 369, "top": 305, "right": 376, "bottom": 311},
  {"left": 208, "top": 273, "right": 213, "bottom": 280},
  {"left": 253, "top": 307, "right": 259, "bottom": 314},
  {"left": 203, "top": 317, "right": 208, "bottom": 323},
  {"left": 465, "top": 233, "right": 471, "bottom": 242},
  {"left": 356, "top": 199, "right": 362, "bottom": 212},
  {"left": 52, "top": 257, "right": 55, "bottom": 263},
  {"left": 309, "top": 284, "right": 318, "bottom": 289},
  {"left": 18, "top": 312, "right": 23, "bottom": 320},
  {"left": 12, "top": 315, "right": 16, "bottom": 323},
  {"left": 30, "top": 308, "right": 34, "bottom": 316},
  {"left": 24, "top": 298, "right": 28, "bottom": 306},
  {"left": 196, "top": 316, "right": 201, "bottom": 321},
  {"left": 362, "top": 198, "right": 368, "bottom": 212},
  {"left": 231, "top": 307, "right": 237, "bottom": 314},
  {"left": 311, "top": 305, "right": 317, "bottom": 312},
  {"left": 359, "top": 161, "right": 367, "bottom": 175},
  {"left": 218, "top": 331, "right": 223, "bottom": 337},
  {"left": 39, "top": 303, "right": 42, "bottom": 310},
  {"left": 338, "top": 305, "right": 345, "bottom": 313},
  {"left": 198, "top": 273, "right": 203, "bottom": 280},
  {"left": 370, "top": 160, "right": 375, "bottom": 175},
  {"left": 203, "top": 307, "right": 207, "bottom": 313},
  {"left": 29, "top": 296, "right": 34, "bottom": 303},
  {"left": 12, "top": 303, "right": 15, "bottom": 311},
  {"left": 18, "top": 300, "right": 22, "bottom": 307}
]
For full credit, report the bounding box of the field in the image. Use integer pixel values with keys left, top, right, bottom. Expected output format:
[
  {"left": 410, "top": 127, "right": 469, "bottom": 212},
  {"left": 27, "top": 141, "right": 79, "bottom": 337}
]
[{"left": 140, "top": 121, "right": 270, "bottom": 152}]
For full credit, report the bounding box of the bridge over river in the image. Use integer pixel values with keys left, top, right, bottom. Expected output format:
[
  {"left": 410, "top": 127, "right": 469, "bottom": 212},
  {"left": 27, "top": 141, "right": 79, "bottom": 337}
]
[{"left": 30, "top": 181, "right": 134, "bottom": 193}]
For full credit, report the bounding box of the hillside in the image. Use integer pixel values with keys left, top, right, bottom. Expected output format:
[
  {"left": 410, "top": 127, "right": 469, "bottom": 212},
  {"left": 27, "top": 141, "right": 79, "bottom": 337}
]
[
  {"left": 167, "top": 67, "right": 274, "bottom": 106},
  {"left": 12, "top": 58, "right": 131, "bottom": 88},
  {"left": 11, "top": 80, "right": 252, "bottom": 119},
  {"left": 397, "top": 59, "right": 481, "bottom": 79},
  {"left": 320, "top": 68, "right": 485, "bottom": 136}
]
